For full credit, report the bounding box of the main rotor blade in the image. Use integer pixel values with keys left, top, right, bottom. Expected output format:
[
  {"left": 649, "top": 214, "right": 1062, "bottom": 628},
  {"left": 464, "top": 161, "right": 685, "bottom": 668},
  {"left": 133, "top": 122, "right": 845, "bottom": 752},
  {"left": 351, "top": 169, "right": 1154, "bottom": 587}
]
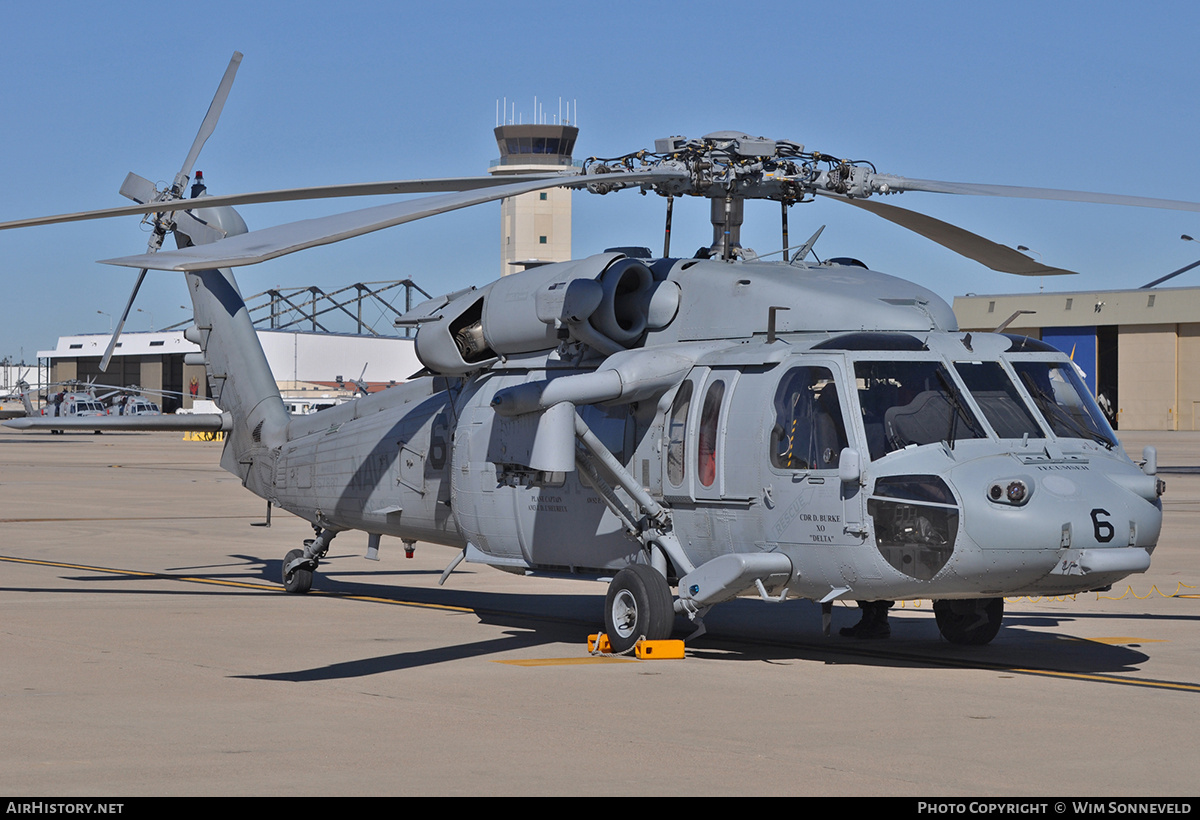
[
  {"left": 178, "top": 52, "right": 243, "bottom": 183},
  {"left": 874, "top": 175, "right": 1200, "bottom": 213},
  {"left": 0, "top": 173, "right": 577, "bottom": 232},
  {"left": 99, "top": 269, "right": 148, "bottom": 372},
  {"left": 823, "top": 192, "right": 1078, "bottom": 276},
  {"left": 102, "top": 169, "right": 684, "bottom": 271}
]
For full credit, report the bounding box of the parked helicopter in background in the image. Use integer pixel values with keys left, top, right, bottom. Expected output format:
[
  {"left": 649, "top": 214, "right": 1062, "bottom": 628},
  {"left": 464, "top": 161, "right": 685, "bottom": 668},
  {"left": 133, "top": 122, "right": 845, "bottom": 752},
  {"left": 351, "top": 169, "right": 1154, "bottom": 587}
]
[
  {"left": 2, "top": 53, "right": 1192, "bottom": 648},
  {"left": 30, "top": 381, "right": 170, "bottom": 416},
  {"left": 28, "top": 380, "right": 113, "bottom": 433},
  {"left": 0, "top": 370, "right": 36, "bottom": 420},
  {"left": 7, "top": 380, "right": 221, "bottom": 434}
]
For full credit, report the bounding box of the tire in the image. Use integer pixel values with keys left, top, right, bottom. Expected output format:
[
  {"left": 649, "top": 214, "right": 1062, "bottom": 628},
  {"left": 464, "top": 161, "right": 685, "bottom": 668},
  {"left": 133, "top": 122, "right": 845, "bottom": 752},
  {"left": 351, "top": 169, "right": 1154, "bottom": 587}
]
[
  {"left": 282, "top": 547, "right": 313, "bottom": 594},
  {"left": 604, "top": 564, "right": 674, "bottom": 653},
  {"left": 934, "top": 597, "right": 1003, "bottom": 645}
]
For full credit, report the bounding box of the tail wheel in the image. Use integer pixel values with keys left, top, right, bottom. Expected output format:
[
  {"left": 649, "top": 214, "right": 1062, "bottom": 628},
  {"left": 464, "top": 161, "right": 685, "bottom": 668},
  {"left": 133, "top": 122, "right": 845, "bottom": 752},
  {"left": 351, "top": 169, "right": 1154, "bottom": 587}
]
[
  {"left": 933, "top": 598, "right": 1003, "bottom": 645},
  {"left": 604, "top": 564, "right": 674, "bottom": 653},
  {"left": 282, "top": 548, "right": 313, "bottom": 594}
]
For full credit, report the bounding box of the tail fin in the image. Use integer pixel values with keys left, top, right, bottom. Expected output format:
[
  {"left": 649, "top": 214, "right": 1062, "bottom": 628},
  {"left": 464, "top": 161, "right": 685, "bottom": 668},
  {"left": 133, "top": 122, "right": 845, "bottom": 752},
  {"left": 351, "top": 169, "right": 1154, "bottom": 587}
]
[
  {"left": 180, "top": 204, "right": 288, "bottom": 492},
  {"left": 18, "top": 380, "right": 34, "bottom": 417}
]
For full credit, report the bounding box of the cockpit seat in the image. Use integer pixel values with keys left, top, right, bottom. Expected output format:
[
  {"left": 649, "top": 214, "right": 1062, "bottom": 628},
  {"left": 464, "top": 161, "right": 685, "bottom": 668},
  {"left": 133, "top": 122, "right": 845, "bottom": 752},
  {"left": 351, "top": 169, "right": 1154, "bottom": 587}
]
[{"left": 884, "top": 390, "right": 952, "bottom": 450}]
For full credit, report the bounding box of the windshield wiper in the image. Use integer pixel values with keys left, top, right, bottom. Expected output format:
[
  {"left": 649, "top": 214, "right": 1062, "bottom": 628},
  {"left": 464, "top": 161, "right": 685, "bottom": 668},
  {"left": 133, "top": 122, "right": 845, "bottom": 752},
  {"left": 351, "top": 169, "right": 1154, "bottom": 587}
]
[
  {"left": 935, "top": 369, "right": 983, "bottom": 450},
  {"left": 1019, "top": 373, "right": 1114, "bottom": 450}
]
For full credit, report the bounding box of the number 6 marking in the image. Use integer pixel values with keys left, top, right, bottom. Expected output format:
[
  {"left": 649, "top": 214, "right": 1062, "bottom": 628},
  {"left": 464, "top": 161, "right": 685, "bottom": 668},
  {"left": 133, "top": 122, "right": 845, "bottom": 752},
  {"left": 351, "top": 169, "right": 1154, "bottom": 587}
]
[{"left": 1090, "top": 508, "right": 1115, "bottom": 543}]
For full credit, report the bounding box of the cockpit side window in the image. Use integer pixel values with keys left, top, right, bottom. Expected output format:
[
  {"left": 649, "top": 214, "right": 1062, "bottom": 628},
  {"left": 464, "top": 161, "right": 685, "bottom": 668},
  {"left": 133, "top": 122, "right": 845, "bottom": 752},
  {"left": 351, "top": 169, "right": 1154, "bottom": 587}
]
[
  {"left": 1011, "top": 361, "right": 1117, "bottom": 448},
  {"left": 953, "top": 361, "right": 1044, "bottom": 439},
  {"left": 770, "top": 366, "right": 847, "bottom": 470},
  {"left": 855, "top": 360, "right": 985, "bottom": 460}
]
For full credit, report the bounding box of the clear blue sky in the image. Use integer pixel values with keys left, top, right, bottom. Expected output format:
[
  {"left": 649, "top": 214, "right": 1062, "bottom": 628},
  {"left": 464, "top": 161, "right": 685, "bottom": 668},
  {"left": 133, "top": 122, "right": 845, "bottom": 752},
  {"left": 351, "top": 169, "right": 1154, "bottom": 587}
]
[{"left": 2, "top": 0, "right": 1199, "bottom": 360}]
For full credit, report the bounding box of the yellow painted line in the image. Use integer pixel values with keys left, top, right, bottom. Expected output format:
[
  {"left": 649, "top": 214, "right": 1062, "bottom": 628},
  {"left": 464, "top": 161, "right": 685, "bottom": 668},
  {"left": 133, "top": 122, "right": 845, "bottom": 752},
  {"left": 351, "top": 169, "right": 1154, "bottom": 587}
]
[
  {"left": 0, "top": 554, "right": 477, "bottom": 612},
  {"left": 1010, "top": 667, "right": 1200, "bottom": 693},
  {"left": 494, "top": 657, "right": 639, "bottom": 666},
  {"left": 6, "top": 554, "right": 1198, "bottom": 690},
  {"left": 1, "top": 555, "right": 280, "bottom": 591},
  {"left": 178, "top": 577, "right": 278, "bottom": 591},
  {"left": 337, "top": 594, "right": 474, "bottom": 613},
  {"left": 1, "top": 554, "right": 161, "bottom": 577}
]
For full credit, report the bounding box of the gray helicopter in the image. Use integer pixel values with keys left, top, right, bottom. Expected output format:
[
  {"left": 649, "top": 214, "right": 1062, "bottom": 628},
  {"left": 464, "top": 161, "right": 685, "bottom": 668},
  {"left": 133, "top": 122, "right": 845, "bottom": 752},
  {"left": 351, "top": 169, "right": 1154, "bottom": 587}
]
[{"left": 3, "top": 53, "right": 1191, "bottom": 649}]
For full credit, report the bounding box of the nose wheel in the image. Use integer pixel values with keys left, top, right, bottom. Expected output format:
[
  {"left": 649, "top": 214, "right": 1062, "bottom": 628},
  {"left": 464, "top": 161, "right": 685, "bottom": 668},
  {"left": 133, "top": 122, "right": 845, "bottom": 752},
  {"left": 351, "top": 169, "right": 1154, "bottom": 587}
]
[
  {"left": 933, "top": 597, "right": 1004, "bottom": 645},
  {"left": 604, "top": 564, "right": 675, "bottom": 654}
]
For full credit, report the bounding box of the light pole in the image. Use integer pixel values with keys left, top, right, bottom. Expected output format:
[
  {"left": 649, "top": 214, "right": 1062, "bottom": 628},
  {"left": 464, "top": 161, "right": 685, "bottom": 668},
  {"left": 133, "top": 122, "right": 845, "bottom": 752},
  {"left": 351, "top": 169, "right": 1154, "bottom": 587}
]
[
  {"left": 97, "top": 310, "right": 111, "bottom": 333},
  {"left": 1018, "top": 247, "right": 1046, "bottom": 291},
  {"left": 1140, "top": 235, "right": 1200, "bottom": 288}
]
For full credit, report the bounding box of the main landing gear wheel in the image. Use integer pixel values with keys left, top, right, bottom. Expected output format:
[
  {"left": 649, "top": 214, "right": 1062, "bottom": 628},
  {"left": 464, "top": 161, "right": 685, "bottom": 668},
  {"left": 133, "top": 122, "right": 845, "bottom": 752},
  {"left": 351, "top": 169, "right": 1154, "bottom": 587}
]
[
  {"left": 933, "top": 597, "right": 1003, "bottom": 645},
  {"left": 282, "top": 547, "right": 313, "bottom": 594},
  {"left": 604, "top": 564, "right": 674, "bottom": 654}
]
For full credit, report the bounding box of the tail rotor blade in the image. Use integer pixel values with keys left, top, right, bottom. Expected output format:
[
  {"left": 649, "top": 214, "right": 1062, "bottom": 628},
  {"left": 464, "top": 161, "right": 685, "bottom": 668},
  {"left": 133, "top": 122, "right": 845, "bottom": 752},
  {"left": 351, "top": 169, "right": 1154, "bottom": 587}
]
[
  {"left": 177, "top": 52, "right": 243, "bottom": 187},
  {"left": 100, "top": 268, "right": 148, "bottom": 372}
]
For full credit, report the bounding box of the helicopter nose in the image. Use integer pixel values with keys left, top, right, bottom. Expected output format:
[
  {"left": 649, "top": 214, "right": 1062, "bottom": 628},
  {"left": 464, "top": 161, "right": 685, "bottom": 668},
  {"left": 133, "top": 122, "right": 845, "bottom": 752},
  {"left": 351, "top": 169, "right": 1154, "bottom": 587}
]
[
  {"left": 952, "top": 460, "right": 1162, "bottom": 591},
  {"left": 965, "top": 467, "right": 1161, "bottom": 550}
]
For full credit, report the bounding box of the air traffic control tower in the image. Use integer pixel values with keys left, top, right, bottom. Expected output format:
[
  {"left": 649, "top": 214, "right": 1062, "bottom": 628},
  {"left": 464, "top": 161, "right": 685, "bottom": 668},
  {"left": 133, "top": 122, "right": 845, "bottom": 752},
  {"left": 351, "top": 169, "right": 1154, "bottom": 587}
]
[{"left": 488, "top": 122, "right": 578, "bottom": 276}]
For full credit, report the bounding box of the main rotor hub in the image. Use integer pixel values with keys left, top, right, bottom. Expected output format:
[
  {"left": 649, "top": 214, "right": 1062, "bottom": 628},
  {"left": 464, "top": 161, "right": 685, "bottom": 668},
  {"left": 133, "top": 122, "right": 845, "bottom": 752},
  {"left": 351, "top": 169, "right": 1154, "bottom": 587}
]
[{"left": 582, "top": 131, "right": 887, "bottom": 204}]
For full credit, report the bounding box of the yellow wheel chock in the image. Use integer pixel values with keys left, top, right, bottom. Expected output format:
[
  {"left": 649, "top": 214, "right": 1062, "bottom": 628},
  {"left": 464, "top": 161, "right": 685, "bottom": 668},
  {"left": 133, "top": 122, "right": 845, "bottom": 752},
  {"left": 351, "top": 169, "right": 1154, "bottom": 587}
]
[{"left": 589, "top": 634, "right": 685, "bottom": 659}]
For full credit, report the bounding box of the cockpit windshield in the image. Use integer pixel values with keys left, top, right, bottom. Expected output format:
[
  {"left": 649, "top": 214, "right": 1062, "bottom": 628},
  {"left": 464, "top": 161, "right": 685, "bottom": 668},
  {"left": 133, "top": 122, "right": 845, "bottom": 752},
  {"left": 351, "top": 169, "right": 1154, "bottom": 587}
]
[
  {"left": 1010, "top": 361, "right": 1118, "bottom": 448},
  {"left": 855, "top": 360, "right": 985, "bottom": 460},
  {"left": 953, "top": 361, "right": 1044, "bottom": 439}
]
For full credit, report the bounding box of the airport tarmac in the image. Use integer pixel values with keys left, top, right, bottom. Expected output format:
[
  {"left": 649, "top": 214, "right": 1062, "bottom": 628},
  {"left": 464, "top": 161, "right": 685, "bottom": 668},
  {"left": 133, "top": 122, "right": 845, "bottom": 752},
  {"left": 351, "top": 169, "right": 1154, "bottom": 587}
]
[{"left": 1, "top": 429, "right": 1197, "bottom": 796}]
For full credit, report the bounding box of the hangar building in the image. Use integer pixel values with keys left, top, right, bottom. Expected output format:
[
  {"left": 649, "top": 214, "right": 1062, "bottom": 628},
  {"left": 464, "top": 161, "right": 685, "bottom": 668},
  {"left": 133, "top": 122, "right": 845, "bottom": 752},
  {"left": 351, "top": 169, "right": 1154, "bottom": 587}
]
[
  {"left": 954, "top": 285, "right": 1200, "bottom": 431},
  {"left": 38, "top": 329, "right": 421, "bottom": 413}
]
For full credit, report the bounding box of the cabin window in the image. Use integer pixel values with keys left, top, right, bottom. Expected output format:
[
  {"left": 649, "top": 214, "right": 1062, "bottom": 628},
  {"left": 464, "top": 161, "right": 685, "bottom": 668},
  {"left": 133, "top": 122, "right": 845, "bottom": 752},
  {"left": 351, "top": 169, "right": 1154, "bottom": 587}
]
[
  {"left": 697, "top": 381, "right": 725, "bottom": 487},
  {"left": 854, "top": 360, "right": 985, "bottom": 460},
  {"left": 666, "top": 381, "right": 692, "bottom": 486},
  {"left": 769, "top": 366, "right": 847, "bottom": 470}
]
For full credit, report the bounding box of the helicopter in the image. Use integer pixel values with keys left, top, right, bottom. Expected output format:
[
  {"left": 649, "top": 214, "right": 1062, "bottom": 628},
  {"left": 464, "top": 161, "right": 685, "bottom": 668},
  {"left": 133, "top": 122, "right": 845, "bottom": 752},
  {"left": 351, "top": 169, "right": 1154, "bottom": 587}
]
[
  {"left": 0, "top": 366, "right": 35, "bottom": 420},
  {"left": 19, "top": 379, "right": 116, "bottom": 433},
  {"left": 3, "top": 53, "right": 1193, "bottom": 649},
  {"left": 17, "top": 381, "right": 165, "bottom": 433},
  {"left": 5, "top": 378, "right": 225, "bottom": 434}
]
